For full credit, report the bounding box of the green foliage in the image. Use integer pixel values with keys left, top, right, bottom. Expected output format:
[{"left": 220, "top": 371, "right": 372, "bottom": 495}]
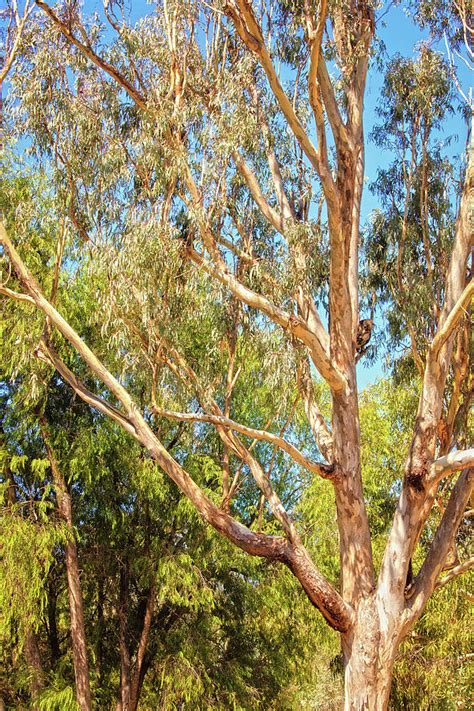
[
  {"left": 392, "top": 577, "right": 473, "bottom": 710},
  {"left": 363, "top": 48, "right": 459, "bottom": 376},
  {"left": 0, "top": 512, "right": 66, "bottom": 636},
  {"left": 37, "top": 685, "right": 79, "bottom": 711}
]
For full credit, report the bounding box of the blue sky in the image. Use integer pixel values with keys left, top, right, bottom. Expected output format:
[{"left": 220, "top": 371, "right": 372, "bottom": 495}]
[
  {"left": 27, "top": 1, "right": 471, "bottom": 390},
  {"left": 86, "top": 0, "right": 470, "bottom": 389},
  {"left": 357, "top": 3, "right": 471, "bottom": 388}
]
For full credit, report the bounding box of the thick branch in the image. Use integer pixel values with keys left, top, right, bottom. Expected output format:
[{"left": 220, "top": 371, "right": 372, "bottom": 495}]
[
  {"left": 38, "top": 344, "right": 350, "bottom": 631},
  {"left": 405, "top": 468, "right": 473, "bottom": 622},
  {"left": 431, "top": 280, "right": 473, "bottom": 356},
  {"left": 154, "top": 407, "right": 335, "bottom": 478},
  {"left": 0, "top": 224, "right": 296, "bottom": 550},
  {"left": 306, "top": 0, "right": 330, "bottom": 170},
  {"left": 316, "top": 56, "right": 351, "bottom": 153},
  {"left": 298, "top": 358, "right": 334, "bottom": 462},
  {"left": 286, "top": 544, "right": 353, "bottom": 631},
  {"left": 188, "top": 246, "right": 347, "bottom": 391},
  {"left": 380, "top": 133, "right": 474, "bottom": 598},
  {"left": 430, "top": 448, "right": 474, "bottom": 484},
  {"left": 232, "top": 150, "right": 285, "bottom": 233}
]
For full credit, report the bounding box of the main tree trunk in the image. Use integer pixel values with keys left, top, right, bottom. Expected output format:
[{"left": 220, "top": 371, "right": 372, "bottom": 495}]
[{"left": 341, "top": 595, "right": 402, "bottom": 710}]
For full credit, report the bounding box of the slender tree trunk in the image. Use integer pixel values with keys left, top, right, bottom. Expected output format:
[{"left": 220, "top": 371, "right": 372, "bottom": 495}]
[
  {"left": 23, "top": 630, "right": 44, "bottom": 710},
  {"left": 117, "top": 563, "right": 132, "bottom": 711},
  {"left": 47, "top": 581, "right": 61, "bottom": 665},
  {"left": 130, "top": 584, "right": 156, "bottom": 711},
  {"left": 40, "top": 420, "right": 92, "bottom": 711},
  {"left": 64, "top": 538, "right": 92, "bottom": 711},
  {"left": 96, "top": 575, "right": 105, "bottom": 686}
]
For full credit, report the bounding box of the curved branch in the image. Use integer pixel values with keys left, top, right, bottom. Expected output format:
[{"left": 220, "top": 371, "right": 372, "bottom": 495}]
[
  {"left": 188, "top": 246, "right": 347, "bottom": 391},
  {"left": 434, "top": 558, "right": 474, "bottom": 591},
  {"left": 431, "top": 279, "right": 473, "bottom": 357},
  {"left": 154, "top": 407, "right": 335, "bottom": 478},
  {"left": 35, "top": 337, "right": 137, "bottom": 437},
  {"left": 430, "top": 448, "right": 474, "bottom": 484},
  {"left": 0, "top": 284, "right": 36, "bottom": 305}
]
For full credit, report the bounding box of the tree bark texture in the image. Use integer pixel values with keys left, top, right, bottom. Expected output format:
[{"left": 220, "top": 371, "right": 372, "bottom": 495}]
[
  {"left": 23, "top": 631, "right": 44, "bottom": 710},
  {"left": 40, "top": 420, "right": 92, "bottom": 711}
]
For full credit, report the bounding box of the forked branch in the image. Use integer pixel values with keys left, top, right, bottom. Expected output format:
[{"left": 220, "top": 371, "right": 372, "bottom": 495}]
[{"left": 406, "top": 468, "right": 474, "bottom": 621}]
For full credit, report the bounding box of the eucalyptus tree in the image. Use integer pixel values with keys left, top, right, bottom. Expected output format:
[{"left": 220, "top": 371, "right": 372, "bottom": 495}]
[{"left": 0, "top": 0, "right": 473, "bottom": 708}]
